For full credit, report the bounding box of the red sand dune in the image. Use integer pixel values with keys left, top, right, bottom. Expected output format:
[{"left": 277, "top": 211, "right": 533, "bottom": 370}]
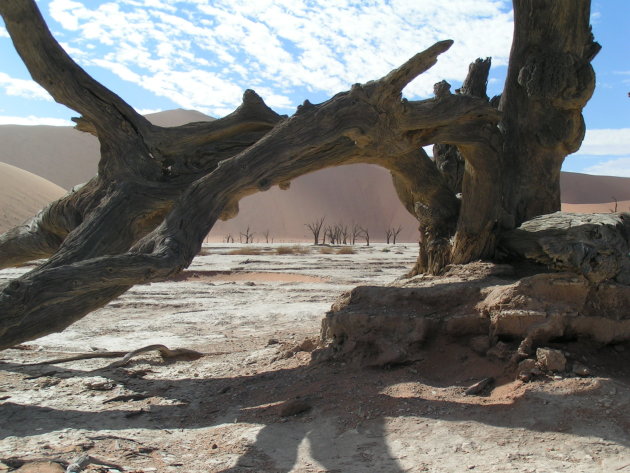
[
  {"left": 1, "top": 109, "right": 628, "bottom": 243},
  {"left": 0, "top": 162, "right": 66, "bottom": 233}
]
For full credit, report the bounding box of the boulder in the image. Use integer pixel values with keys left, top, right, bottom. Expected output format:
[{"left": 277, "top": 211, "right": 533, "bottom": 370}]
[
  {"left": 536, "top": 347, "right": 567, "bottom": 372},
  {"left": 501, "top": 212, "right": 630, "bottom": 284},
  {"left": 315, "top": 261, "right": 630, "bottom": 367}
]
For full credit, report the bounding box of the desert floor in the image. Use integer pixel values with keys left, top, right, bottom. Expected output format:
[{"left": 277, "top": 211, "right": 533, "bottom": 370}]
[{"left": 1, "top": 244, "right": 629, "bottom": 473}]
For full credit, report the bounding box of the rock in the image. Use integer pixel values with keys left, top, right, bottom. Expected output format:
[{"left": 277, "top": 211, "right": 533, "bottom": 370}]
[
  {"left": 15, "top": 462, "right": 65, "bottom": 473},
  {"left": 464, "top": 377, "right": 494, "bottom": 395},
  {"left": 501, "top": 212, "right": 630, "bottom": 284},
  {"left": 279, "top": 399, "right": 312, "bottom": 417},
  {"left": 316, "top": 259, "right": 630, "bottom": 367},
  {"left": 517, "top": 358, "right": 538, "bottom": 380},
  {"left": 536, "top": 348, "right": 567, "bottom": 372},
  {"left": 469, "top": 336, "right": 491, "bottom": 355},
  {"left": 572, "top": 362, "right": 591, "bottom": 376},
  {"left": 486, "top": 341, "right": 511, "bottom": 360}
]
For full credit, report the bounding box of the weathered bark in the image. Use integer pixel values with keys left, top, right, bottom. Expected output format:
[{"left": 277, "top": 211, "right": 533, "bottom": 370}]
[
  {"left": 0, "top": 0, "right": 599, "bottom": 349},
  {"left": 499, "top": 0, "right": 600, "bottom": 225},
  {"left": 433, "top": 58, "right": 492, "bottom": 195},
  {"left": 0, "top": 1, "right": 499, "bottom": 349}
]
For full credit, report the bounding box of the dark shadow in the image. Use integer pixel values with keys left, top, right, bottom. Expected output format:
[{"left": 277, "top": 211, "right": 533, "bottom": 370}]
[{"left": 1, "top": 342, "right": 629, "bottom": 472}]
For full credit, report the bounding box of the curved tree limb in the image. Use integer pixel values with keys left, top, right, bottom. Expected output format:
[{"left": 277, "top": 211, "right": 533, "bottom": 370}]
[{"left": 0, "top": 34, "right": 499, "bottom": 348}]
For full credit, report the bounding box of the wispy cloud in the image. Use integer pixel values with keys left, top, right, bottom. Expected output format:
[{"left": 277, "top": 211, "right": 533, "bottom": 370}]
[
  {"left": 0, "top": 115, "right": 73, "bottom": 126},
  {"left": 0, "top": 72, "right": 52, "bottom": 101},
  {"left": 46, "top": 0, "right": 513, "bottom": 116},
  {"left": 575, "top": 128, "right": 630, "bottom": 156},
  {"left": 0, "top": 26, "right": 9, "bottom": 38},
  {"left": 585, "top": 157, "right": 630, "bottom": 177}
]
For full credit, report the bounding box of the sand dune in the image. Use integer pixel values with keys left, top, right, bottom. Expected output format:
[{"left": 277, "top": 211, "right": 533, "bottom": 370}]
[
  {"left": 1, "top": 108, "right": 628, "bottom": 242},
  {"left": 562, "top": 200, "right": 630, "bottom": 213},
  {"left": 210, "top": 164, "right": 421, "bottom": 243},
  {"left": 560, "top": 172, "right": 630, "bottom": 204},
  {"left": 0, "top": 162, "right": 66, "bottom": 233},
  {"left": 0, "top": 109, "right": 213, "bottom": 190}
]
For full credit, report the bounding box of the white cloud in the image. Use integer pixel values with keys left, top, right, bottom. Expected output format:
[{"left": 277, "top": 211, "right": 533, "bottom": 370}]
[
  {"left": 575, "top": 128, "right": 630, "bottom": 156},
  {"left": 585, "top": 157, "right": 630, "bottom": 177},
  {"left": 0, "top": 115, "right": 73, "bottom": 126},
  {"left": 136, "top": 107, "right": 164, "bottom": 115},
  {"left": 45, "top": 0, "right": 514, "bottom": 116},
  {"left": 0, "top": 73, "right": 52, "bottom": 101},
  {"left": 0, "top": 26, "right": 9, "bottom": 38}
]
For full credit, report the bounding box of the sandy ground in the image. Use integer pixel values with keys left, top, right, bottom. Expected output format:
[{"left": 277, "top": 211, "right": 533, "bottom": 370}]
[{"left": 1, "top": 244, "right": 629, "bottom": 473}]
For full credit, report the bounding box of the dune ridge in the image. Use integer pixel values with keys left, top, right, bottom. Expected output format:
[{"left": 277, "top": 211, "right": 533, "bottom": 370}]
[{"left": 1, "top": 109, "right": 627, "bottom": 242}]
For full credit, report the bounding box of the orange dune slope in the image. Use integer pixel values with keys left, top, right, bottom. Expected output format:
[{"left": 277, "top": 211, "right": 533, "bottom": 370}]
[
  {"left": 1, "top": 109, "right": 628, "bottom": 242},
  {"left": 0, "top": 162, "right": 66, "bottom": 233}
]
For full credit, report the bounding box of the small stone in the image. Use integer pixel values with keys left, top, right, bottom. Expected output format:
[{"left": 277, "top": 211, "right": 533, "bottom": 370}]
[
  {"left": 536, "top": 347, "right": 566, "bottom": 372},
  {"left": 469, "top": 336, "right": 491, "bottom": 355},
  {"left": 613, "top": 344, "right": 625, "bottom": 353},
  {"left": 279, "top": 398, "right": 312, "bottom": 417},
  {"left": 517, "top": 358, "right": 537, "bottom": 381},
  {"left": 267, "top": 338, "right": 279, "bottom": 346},
  {"left": 572, "top": 362, "right": 591, "bottom": 376},
  {"left": 464, "top": 377, "right": 494, "bottom": 396},
  {"left": 85, "top": 380, "right": 116, "bottom": 391}
]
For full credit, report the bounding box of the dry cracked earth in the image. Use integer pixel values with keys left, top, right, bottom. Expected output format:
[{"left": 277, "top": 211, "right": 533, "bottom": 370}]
[{"left": 0, "top": 244, "right": 629, "bottom": 473}]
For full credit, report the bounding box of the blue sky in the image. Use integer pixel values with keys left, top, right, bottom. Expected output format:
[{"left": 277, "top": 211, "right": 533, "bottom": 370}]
[{"left": 0, "top": 0, "right": 628, "bottom": 176}]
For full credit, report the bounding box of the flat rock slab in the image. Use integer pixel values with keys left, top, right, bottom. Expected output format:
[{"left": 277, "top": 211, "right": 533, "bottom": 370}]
[
  {"left": 317, "top": 262, "right": 630, "bottom": 366},
  {"left": 500, "top": 212, "right": 630, "bottom": 284}
]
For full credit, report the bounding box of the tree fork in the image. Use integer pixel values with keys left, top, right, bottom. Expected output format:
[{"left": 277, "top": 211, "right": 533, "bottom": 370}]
[
  {"left": 0, "top": 0, "right": 598, "bottom": 350},
  {"left": 0, "top": 16, "right": 497, "bottom": 348}
]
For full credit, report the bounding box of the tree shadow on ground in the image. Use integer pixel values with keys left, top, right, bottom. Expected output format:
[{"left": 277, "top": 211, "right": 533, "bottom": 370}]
[{"left": 1, "top": 341, "right": 629, "bottom": 472}]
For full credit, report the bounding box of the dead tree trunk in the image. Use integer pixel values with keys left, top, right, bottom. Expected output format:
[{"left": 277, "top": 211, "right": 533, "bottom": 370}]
[{"left": 0, "top": 0, "right": 597, "bottom": 349}]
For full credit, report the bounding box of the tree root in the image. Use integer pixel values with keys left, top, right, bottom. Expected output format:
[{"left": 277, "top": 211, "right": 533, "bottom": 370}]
[{"left": 22, "top": 344, "right": 213, "bottom": 368}]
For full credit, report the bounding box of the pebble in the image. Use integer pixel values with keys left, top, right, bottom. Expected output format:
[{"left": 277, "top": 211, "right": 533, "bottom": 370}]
[{"left": 572, "top": 362, "right": 591, "bottom": 376}]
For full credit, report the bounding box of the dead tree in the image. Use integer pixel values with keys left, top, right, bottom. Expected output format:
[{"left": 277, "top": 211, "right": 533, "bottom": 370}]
[
  {"left": 324, "top": 226, "right": 336, "bottom": 245},
  {"left": 224, "top": 234, "right": 235, "bottom": 244},
  {"left": 0, "top": 0, "right": 599, "bottom": 349},
  {"left": 392, "top": 226, "right": 402, "bottom": 244},
  {"left": 239, "top": 226, "right": 255, "bottom": 244},
  {"left": 340, "top": 225, "right": 349, "bottom": 245},
  {"left": 305, "top": 217, "right": 325, "bottom": 245},
  {"left": 262, "top": 229, "right": 271, "bottom": 244},
  {"left": 359, "top": 226, "right": 370, "bottom": 246},
  {"left": 385, "top": 226, "right": 403, "bottom": 244},
  {"left": 350, "top": 224, "right": 362, "bottom": 246}
]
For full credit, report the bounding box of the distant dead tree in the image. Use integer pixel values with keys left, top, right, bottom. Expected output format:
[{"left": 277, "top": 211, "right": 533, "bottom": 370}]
[
  {"left": 610, "top": 197, "right": 618, "bottom": 213},
  {"left": 324, "top": 225, "right": 337, "bottom": 245},
  {"left": 262, "top": 229, "right": 272, "bottom": 243},
  {"left": 385, "top": 228, "right": 393, "bottom": 244},
  {"left": 340, "top": 225, "right": 349, "bottom": 245},
  {"left": 224, "top": 233, "right": 235, "bottom": 243},
  {"left": 351, "top": 224, "right": 362, "bottom": 245},
  {"left": 392, "top": 225, "right": 402, "bottom": 245},
  {"left": 327, "top": 224, "right": 345, "bottom": 245},
  {"left": 359, "top": 226, "right": 370, "bottom": 246},
  {"left": 305, "top": 217, "right": 325, "bottom": 245},
  {"left": 240, "top": 226, "right": 255, "bottom": 244}
]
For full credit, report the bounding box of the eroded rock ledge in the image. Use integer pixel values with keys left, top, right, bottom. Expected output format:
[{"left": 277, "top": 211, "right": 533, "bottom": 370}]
[{"left": 316, "top": 213, "right": 630, "bottom": 367}]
